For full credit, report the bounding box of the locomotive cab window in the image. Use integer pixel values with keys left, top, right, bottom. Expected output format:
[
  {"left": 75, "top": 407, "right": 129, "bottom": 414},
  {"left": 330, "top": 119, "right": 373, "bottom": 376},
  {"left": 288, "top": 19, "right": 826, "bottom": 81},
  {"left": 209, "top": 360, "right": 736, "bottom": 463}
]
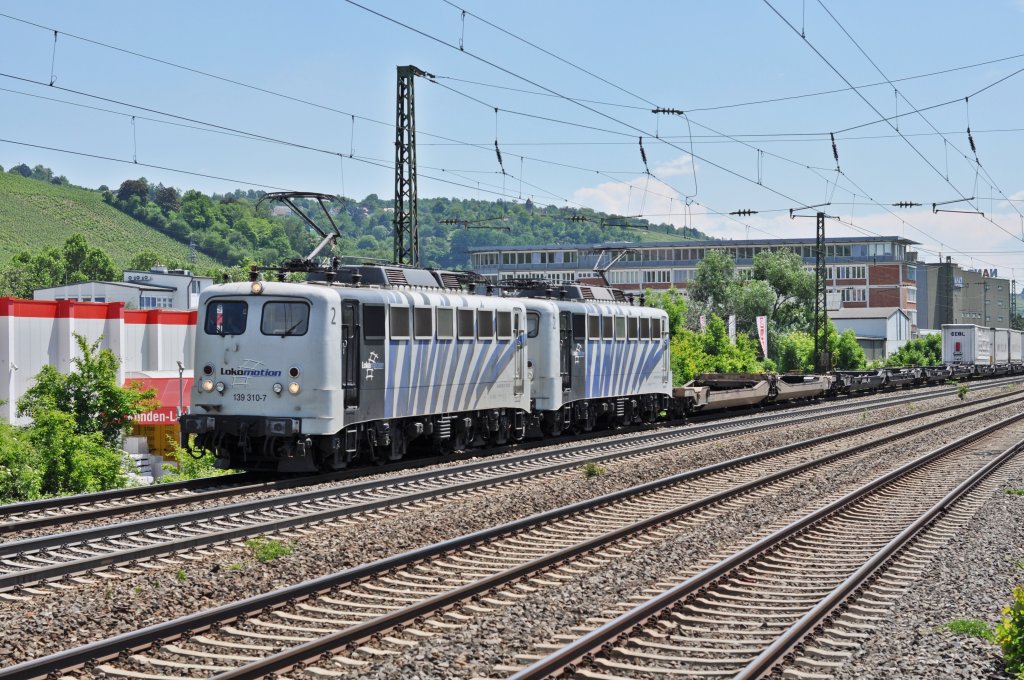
[
  {"left": 526, "top": 311, "right": 541, "bottom": 338},
  {"left": 615, "top": 316, "right": 626, "bottom": 340},
  {"left": 437, "top": 308, "right": 454, "bottom": 339},
  {"left": 588, "top": 315, "right": 600, "bottom": 339},
  {"left": 364, "top": 305, "right": 385, "bottom": 339},
  {"left": 652, "top": 318, "right": 663, "bottom": 339},
  {"left": 478, "top": 310, "right": 495, "bottom": 339},
  {"left": 261, "top": 301, "right": 310, "bottom": 336},
  {"left": 390, "top": 306, "right": 410, "bottom": 339},
  {"left": 627, "top": 316, "right": 639, "bottom": 339},
  {"left": 573, "top": 314, "right": 587, "bottom": 340},
  {"left": 640, "top": 317, "right": 651, "bottom": 340},
  {"left": 414, "top": 307, "right": 433, "bottom": 339},
  {"left": 205, "top": 300, "right": 248, "bottom": 336},
  {"left": 496, "top": 311, "right": 513, "bottom": 339},
  {"left": 457, "top": 308, "right": 475, "bottom": 339}
]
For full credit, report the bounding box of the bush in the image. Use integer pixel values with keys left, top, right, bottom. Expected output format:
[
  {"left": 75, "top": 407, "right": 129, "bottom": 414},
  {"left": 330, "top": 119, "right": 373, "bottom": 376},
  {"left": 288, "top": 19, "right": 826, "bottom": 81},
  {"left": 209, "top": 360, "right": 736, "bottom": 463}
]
[
  {"left": 30, "top": 409, "right": 134, "bottom": 495},
  {"left": 159, "top": 436, "right": 234, "bottom": 482},
  {"left": 0, "top": 422, "right": 40, "bottom": 503},
  {"left": 997, "top": 586, "right": 1024, "bottom": 677}
]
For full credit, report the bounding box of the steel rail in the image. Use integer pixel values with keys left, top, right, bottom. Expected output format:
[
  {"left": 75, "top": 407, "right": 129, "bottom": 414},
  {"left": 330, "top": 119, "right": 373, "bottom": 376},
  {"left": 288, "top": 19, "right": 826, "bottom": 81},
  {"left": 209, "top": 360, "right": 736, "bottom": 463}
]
[
  {"left": 733, "top": 435, "right": 1024, "bottom": 678},
  {"left": 2, "top": 388, "right": 1020, "bottom": 597},
  {"left": 2, "top": 397, "right": 1020, "bottom": 679},
  {"left": 1, "top": 375, "right": 1014, "bottom": 539},
  {"left": 0, "top": 375, "right": 1011, "bottom": 536},
  {"left": 5, "top": 380, "right": 1015, "bottom": 557},
  {"left": 509, "top": 410, "right": 1024, "bottom": 679}
]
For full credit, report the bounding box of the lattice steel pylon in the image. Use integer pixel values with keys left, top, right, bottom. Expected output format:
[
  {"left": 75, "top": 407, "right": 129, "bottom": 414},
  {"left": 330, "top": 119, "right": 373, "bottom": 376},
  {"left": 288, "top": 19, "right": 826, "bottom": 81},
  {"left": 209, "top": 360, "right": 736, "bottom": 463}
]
[
  {"left": 813, "top": 212, "right": 831, "bottom": 373},
  {"left": 394, "top": 65, "right": 428, "bottom": 267}
]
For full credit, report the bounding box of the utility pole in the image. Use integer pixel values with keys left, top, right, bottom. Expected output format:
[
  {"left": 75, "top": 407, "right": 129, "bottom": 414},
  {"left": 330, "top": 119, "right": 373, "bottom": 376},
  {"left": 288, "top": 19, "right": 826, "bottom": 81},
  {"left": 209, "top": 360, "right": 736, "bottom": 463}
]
[
  {"left": 944, "top": 256, "right": 954, "bottom": 324},
  {"left": 812, "top": 211, "right": 830, "bottom": 373},
  {"left": 394, "top": 65, "right": 429, "bottom": 267}
]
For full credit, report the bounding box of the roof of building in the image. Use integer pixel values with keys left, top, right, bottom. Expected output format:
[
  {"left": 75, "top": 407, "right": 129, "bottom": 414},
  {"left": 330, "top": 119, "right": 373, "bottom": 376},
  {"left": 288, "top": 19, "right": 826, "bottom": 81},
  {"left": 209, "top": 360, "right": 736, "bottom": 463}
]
[
  {"left": 830, "top": 307, "right": 908, "bottom": 320},
  {"left": 123, "top": 269, "right": 213, "bottom": 280},
  {"left": 468, "top": 235, "right": 919, "bottom": 252},
  {"left": 35, "top": 281, "right": 176, "bottom": 293}
]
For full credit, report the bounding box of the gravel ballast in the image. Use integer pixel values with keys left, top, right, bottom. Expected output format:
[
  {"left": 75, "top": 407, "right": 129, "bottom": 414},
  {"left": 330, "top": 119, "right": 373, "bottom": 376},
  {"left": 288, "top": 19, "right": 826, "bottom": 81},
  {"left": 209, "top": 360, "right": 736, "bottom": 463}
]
[{"left": 0, "top": 390, "right": 1021, "bottom": 671}]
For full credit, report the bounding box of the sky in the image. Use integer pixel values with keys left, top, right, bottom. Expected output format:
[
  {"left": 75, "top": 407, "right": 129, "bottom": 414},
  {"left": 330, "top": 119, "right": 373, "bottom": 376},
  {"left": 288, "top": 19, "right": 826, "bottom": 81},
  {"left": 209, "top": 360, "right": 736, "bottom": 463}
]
[{"left": 2, "top": 1, "right": 1024, "bottom": 284}]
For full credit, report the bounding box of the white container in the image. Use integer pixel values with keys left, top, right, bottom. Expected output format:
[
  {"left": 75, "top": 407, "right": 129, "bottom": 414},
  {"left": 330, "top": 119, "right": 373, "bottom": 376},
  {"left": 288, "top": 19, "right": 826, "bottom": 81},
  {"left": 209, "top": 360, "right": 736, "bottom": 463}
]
[
  {"left": 942, "top": 324, "right": 994, "bottom": 365},
  {"left": 994, "top": 328, "right": 1011, "bottom": 365},
  {"left": 1011, "top": 329, "right": 1023, "bottom": 365}
]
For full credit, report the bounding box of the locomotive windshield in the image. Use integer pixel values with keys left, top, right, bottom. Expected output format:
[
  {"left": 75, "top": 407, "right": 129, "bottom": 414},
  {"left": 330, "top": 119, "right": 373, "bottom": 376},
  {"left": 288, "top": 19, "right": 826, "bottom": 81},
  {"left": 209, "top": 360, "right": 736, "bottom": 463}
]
[
  {"left": 205, "top": 301, "right": 248, "bottom": 336},
  {"left": 261, "top": 301, "right": 310, "bottom": 336}
]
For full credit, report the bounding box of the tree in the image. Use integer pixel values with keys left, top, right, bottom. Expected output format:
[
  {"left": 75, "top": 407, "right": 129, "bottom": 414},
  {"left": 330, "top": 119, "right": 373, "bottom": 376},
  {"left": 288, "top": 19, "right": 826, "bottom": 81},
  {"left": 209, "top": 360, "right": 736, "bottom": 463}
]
[
  {"left": 689, "top": 249, "right": 735, "bottom": 319},
  {"left": 751, "top": 249, "right": 814, "bottom": 331},
  {"left": 9, "top": 163, "right": 31, "bottom": 177},
  {"left": 117, "top": 178, "right": 149, "bottom": 203},
  {"left": 17, "top": 333, "right": 155, "bottom": 448},
  {"left": 645, "top": 288, "right": 688, "bottom": 337},
  {"left": 834, "top": 328, "right": 867, "bottom": 369},
  {"left": 127, "top": 250, "right": 164, "bottom": 272},
  {"left": 154, "top": 185, "right": 181, "bottom": 214}
]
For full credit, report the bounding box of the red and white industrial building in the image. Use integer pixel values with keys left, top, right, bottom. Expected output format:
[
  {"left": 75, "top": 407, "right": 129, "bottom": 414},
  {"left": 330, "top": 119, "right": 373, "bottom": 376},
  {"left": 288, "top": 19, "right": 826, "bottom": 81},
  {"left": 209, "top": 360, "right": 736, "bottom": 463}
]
[{"left": 0, "top": 297, "right": 195, "bottom": 456}]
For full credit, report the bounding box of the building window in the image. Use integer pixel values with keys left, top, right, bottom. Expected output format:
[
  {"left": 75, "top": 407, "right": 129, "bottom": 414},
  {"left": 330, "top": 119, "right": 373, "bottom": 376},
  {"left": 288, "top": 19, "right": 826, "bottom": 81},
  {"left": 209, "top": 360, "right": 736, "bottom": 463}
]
[
  {"left": 906, "top": 287, "right": 917, "bottom": 303},
  {"left": 643, "top": 270, "right": 671, "bottom": 284},
  {"left": 841, "top": 288, "right": 867, "bottom": 303}
]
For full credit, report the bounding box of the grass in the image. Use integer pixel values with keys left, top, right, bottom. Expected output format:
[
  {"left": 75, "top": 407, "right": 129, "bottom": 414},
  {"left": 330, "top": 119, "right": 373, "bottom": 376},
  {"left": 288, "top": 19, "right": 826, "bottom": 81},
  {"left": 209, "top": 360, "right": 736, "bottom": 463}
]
[
  {"left": 957, "top": 383, "right": 970, "bottom": 401},
  {"left": 245, "top": 537, "right": 293, "bottom": 562},
  {"left": 1007, "top": 488, "right": 1024, "bottom": 496},
  {"left": 940, "top": 618, "right": 995, "bottom": 641},
  {"left": 228, "top": 562, "right": 244, "bottom": 571},
  {"left": 581, "top": 462, "right": 606, "bottom": 478},
  {"left": 0, "top": 172, "right": 220, "bottom": 269},
  {"left": 175, "top": 568, "right": 188, "bottom": 582}
]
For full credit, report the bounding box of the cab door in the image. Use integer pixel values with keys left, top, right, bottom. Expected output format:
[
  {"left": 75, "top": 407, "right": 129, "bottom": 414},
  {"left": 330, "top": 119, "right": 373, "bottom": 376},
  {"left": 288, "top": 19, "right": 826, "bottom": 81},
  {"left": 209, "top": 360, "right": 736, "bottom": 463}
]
[
  {"left": 559, "top": 311, "right": 572, "bottom": 390},
  {"left": 513, "top": 310, "right": 525, "bottom": 396},
  {"left": 341, "top": 301, "right": 359, "bottom": 407}
]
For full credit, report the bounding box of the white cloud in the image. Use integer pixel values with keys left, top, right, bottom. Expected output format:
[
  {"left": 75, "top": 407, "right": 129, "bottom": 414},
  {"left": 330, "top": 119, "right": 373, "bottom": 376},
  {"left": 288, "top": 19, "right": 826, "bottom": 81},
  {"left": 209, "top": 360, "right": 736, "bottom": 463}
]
[{"left": 653, "top": 154, "right": 699, "bottom": 178}]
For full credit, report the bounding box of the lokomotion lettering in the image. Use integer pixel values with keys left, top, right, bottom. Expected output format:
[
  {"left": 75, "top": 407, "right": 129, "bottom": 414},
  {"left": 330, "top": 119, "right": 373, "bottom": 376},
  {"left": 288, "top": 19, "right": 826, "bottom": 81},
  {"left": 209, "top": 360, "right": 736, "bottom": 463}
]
[{"left": 221, "top": 367, "right": 282, "bottom": 377}]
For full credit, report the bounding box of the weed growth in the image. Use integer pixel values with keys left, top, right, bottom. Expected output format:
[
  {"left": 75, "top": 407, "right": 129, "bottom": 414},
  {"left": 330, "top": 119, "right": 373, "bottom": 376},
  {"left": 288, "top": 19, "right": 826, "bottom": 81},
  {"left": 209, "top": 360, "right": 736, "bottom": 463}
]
[
  {"left": 582, "top": 462, "right": 606, "bottom": 478},
  {"left": 245, "top": 537, "right": 293, "bottom": 562},
  {"left": 941, "top": 618, "right": 994, "bottom": 641}
]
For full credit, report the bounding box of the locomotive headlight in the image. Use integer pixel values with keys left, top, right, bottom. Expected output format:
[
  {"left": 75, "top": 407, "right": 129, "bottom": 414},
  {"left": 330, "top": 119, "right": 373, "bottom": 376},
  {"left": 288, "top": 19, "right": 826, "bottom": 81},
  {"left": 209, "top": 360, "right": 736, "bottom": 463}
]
[
  {"left": 202, "top": 379, "right": 215, "bottom": 392},
  {"left": 288, "top": 382, "right": 301, "bottom": 395},
  {"left": 215, "top": 381, "right": 226, "bottom": 394},
  {"left": 250, "top": 281, "right": 264, "bottom": 295},
  {"left": 273, "top": 383, "right": 283, "bottom": 394}
]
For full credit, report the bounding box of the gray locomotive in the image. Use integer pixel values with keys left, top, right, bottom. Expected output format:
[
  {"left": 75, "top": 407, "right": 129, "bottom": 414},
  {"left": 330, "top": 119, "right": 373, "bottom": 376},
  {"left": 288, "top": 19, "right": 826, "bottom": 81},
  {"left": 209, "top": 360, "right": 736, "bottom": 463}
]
[{"left": 181, "top": 264, "right": 671, "bottom": 472}]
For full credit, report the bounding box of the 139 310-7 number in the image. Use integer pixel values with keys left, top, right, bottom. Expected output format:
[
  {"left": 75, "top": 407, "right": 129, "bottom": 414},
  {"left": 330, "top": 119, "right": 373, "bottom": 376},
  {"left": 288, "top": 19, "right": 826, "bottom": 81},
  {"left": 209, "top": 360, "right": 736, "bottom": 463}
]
[{"left": 233, "top": 393, "right": 267, "bottom": 402}]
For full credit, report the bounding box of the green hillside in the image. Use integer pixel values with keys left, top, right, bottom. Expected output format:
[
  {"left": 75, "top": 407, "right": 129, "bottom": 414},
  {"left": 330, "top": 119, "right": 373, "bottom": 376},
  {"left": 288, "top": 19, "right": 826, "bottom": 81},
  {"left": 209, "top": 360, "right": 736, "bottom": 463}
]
[{"left": 0, "top": 172, "right": 220, "bottom": 269}]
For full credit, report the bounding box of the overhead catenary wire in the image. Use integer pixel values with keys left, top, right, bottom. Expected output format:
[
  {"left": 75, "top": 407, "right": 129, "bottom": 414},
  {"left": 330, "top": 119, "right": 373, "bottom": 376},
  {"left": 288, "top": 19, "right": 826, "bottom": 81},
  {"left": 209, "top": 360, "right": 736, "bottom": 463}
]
[
  {"left": 352, "top": 0, "right": 1009, "bottom": 269},
  {"left": 1, "top": 8, "right": 1016, "bottom": 274},
  {"left": 767, "top": 0, "right": 1024, "bottom": 247}
]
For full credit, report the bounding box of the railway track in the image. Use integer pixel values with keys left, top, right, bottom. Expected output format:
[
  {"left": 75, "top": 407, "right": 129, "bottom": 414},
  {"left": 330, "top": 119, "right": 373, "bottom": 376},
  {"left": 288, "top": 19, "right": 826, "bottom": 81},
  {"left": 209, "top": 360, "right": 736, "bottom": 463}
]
[
  {"left": 1, "top": 385, "right": 1020, "bottom": 599},
  {"left": 2, "top": 377, "right": 1013, "bottom": 538},
  {"left": 3, "top": 393, "right": 1021, "bottom": 678},
  {"left": 509, "top": 420, "right": 1024, "bottom": 679}
]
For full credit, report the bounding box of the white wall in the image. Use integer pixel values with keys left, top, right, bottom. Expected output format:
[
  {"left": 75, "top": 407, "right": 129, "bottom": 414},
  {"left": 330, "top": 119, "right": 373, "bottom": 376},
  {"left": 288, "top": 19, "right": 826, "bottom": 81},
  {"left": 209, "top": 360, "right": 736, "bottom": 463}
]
[{"left": 0, "top": 299, "right": 195, "bottom": 425}]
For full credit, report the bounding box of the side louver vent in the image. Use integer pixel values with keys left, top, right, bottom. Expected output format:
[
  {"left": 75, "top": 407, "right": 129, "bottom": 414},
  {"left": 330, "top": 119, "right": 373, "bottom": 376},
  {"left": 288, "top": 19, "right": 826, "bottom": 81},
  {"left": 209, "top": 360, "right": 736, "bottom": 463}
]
[
  {"left": 437, "top": 272, "right": 462, "bottom": 288},
  {"left": 385, "top": 268, "right": 409, "bottom": 286},
  {"left": 579, "top": 286, "right": 595, "bottom": 300}
]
